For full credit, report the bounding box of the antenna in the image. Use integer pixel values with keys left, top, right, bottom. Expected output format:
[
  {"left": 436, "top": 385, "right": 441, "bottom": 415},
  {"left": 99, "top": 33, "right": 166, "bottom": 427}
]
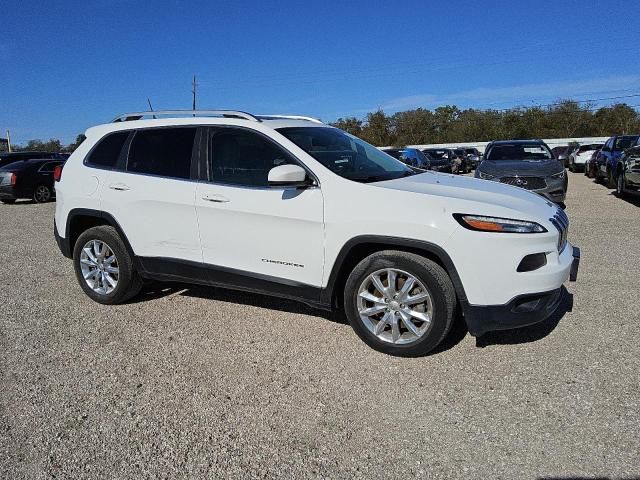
[
  {"left": 191, "top": 75, "right": 197, "bottom": 115},
  {"left": 147, "top": 98, "right": 156, "bottom": 119}
]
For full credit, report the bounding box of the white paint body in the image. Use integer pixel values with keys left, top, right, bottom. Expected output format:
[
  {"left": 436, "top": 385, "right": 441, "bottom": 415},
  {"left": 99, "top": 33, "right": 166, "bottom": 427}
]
[{"left": 56, "top": 116, "right": 574, "bottom": 306}]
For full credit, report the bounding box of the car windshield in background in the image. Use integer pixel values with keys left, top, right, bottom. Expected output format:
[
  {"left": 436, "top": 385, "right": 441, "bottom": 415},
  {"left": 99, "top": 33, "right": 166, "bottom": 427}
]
[
  {"left": 486, "top": 144, "right": 553, "bottom": 161},
  {"left": 423, "top": 149, "right": 448, "bottom": 160},
  {"left": 578, "top": 144, "right": 603, "bottom": 152},
  {"left": 277, "top": 127, "right": 414, "bottom": 183},
  {"left": 614, "top": 136, "right": 639, "bottom": 151}
]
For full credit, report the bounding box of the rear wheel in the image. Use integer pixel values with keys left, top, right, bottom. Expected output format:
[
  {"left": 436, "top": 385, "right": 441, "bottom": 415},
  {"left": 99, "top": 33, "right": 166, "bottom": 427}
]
[
  {"left": 73, "top": 225, "right": 143, "bottom": 304},
  {"left": 33, "top": 185, "right": 52, "bottom": 203},
  {"left": 344, "top": 251, "right": 456, "bottom": 357}
]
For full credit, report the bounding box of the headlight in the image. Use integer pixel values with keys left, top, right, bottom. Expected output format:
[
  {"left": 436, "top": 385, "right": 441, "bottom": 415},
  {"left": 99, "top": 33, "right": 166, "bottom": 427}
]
[
  {"left": 551, "top": 170, "right": 566, "bottom": 179},
  {"left": 454, "top": 214, "right": 547, "bottom": 233},
  {"left": 477, "top": 170, "right": 494, "bottom": 180}
]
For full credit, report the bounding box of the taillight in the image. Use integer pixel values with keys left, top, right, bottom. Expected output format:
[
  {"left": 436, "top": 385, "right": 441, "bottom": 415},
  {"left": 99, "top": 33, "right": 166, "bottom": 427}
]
[
  {"left": 10, "top": 173, "right": 16, "bottom": 186},
  {"left": 53, "top": 165, "right": 63, "bottom": 182}
]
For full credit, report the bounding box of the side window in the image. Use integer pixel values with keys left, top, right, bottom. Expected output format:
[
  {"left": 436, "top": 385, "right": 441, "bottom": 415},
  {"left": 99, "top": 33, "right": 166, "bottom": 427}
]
[
  {"left": 127, "top": 128, "right": 197, "bottom": 179},
  {"left": 86, "top": 131, "right": 129, "bottom": 168},
  {"left": 209, "top": 128, "right": 296, "bottom": 187},
  {"left": 39, "top": 161, "right": 61, "bottom": 173}
]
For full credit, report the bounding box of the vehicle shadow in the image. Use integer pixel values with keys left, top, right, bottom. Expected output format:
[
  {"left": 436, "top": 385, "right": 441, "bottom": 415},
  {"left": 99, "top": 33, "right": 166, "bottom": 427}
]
[
  {"left": 131, "top": 280, "right": 470, "bottom": 353},
  {"left": 609, "top": 191, "right": 640, "bottom": 207},
  {"left": 132, "top": 280, "right": 340, "bottom": 323},
  {"left": 475, "top": 286, "right": 573, "bottom": 348}
]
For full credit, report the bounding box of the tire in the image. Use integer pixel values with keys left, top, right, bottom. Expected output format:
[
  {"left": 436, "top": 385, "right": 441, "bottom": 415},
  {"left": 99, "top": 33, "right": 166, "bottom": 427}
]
[
  {"left": 1, "top": 199, "right": 16, "bottom": 204},
  {"left": 569, "top": 161, "right": 575, "bottom": 173},
  {"left": 73, "top": 225, "right": 143, "bottom": 304},
  {"left": 616, "top": 170, "right": 627, "bottom": 198},
  {"left": 32, "top": 185, "right": 52, "bottom": 203},
  {"left": 343, "top": 251, "right": 456, "bottom": 357},
  {"left": 606, "top": 170, "right": 616, "bottom": 189}
]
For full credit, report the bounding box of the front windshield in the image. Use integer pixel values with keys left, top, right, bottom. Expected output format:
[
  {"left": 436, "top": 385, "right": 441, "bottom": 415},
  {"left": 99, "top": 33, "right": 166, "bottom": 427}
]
[
  {"left": 614, "top": 136, "right": 639, "bottom": 151},
  {"left": 486, "top": 143, "right": 553, "bottom": 161},
  {"left": 277, "top": 127, "right": 414, "bottom": 182}
]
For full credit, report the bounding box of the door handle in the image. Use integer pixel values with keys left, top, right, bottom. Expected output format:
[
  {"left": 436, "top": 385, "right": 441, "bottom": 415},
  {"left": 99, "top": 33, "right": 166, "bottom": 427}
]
[
  {"left": 109, "top": 183, "right": 130, "bottom": 191},
  {"left": 202, "top": 194, "right": 230, "bottom": 203}
]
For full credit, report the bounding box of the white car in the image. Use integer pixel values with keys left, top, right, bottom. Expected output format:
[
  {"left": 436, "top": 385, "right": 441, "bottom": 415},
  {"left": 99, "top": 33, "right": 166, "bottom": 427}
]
[
  {"left": 54, "top": 110, "right": 580, "bottom": 356},
  {"left": 569, "top": 143, "right": 604, "bottom": 173}
]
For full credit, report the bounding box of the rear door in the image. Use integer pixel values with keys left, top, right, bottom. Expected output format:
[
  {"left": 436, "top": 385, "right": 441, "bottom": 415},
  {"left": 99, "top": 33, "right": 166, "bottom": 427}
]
[
  {"left": 99, "top": 127, "right": 202, "bottom": 262},
  {"left": 195, "top": 126, "right": 324, "bottom": 288}
]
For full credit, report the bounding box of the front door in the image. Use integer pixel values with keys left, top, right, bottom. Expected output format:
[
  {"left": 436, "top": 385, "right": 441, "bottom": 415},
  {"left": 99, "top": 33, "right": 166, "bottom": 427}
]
[{"left": 195, "top": 127, "right": 324, "bottom": 290}]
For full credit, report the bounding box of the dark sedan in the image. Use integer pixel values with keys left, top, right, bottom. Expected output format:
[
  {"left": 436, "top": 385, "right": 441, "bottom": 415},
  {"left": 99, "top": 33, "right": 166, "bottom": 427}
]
[
  {"left": 421, "top": 148, "right": 453, "bottom": 173},
  {"left": 475, "top": 140, "right": 567, "bottom": 204},
  {"left": 0, "top": 158, "right": 65, "bottom": 204}
]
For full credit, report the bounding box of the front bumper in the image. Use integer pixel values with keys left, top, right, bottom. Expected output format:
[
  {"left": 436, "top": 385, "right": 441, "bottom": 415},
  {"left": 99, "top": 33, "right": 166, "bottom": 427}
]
[{"left": 464, "top": 246, "right": 580, "bottom": 336}]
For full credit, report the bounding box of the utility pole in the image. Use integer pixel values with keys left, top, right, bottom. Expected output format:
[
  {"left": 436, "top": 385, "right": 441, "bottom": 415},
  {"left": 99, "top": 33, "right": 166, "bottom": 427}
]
[
  {"left": 6, "top": 130, "right": 12, "bottom": 153},
  {"left": 191, "top": 75, "right": 197, "bottom": 112}
]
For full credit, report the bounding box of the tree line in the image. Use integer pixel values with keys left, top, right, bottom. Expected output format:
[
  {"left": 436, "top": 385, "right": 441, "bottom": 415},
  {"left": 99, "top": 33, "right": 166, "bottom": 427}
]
[
  {"left": 331, "top": 101, "right": 640, "bottom": 147},
  {"left": 4, "top": 100, "right": 639, "bottom": 152}
]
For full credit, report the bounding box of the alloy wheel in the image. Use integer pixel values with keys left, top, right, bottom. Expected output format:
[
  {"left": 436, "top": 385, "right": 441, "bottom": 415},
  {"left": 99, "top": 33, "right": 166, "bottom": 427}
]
[
  {"left": 357, "top": 268, "right": 434, "bottom": 345},
  {"left": 34, "top": 186, "right": 51, "bottom": 203},
  {"left": 79, "top": 240, "right": 119, "bottom": 295}
]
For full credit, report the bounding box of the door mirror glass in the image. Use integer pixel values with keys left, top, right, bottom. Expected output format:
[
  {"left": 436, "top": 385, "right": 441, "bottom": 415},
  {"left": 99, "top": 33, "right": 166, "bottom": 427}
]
[
  {"left": 268, "top": 164, "right": 308, "bottom": 186},
  {"left": 557, "top": 154, "right": 568, "bottom": 161}
]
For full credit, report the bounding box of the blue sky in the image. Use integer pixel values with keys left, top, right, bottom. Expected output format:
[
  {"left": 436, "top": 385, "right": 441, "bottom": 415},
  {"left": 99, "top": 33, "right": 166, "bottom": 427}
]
[{"left": 2, "top": 0, "right": 640, "bottom": 144}]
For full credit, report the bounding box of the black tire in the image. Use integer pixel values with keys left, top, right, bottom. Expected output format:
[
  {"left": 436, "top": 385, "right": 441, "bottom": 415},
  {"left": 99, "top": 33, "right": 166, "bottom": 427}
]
[
  {"left": 606, "top": 170, "right": 616, "bottom": 189},
  {"left": 343, "top": 251, "right": 456, "bottom": 357},
  {"left": 569, "top": 160, "right": 575, "bottom": 173},
  {"left": 616, "top": 170, "right": 627, "bottom": 198},
  {"left": 32, "top": 184, "right": 52, "bottom": 203},
  {"left": 1, "top": 199, "right": 16, "bottom": 204},
  {"left": 73, "top": 225, "right": 143, "bottom": 304}
]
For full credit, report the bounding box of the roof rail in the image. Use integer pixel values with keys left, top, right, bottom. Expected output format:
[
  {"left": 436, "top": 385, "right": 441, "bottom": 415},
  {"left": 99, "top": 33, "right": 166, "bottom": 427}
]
[
  {"left": 257, "top": 115, "right": 323, "bottom": 124},
  {"left": 111, "top": 110, "right": 261, "bottom": 123}
]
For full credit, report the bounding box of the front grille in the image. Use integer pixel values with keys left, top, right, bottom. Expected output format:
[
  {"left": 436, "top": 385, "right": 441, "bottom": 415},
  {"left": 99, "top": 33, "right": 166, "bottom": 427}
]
[
  {"left": 499, "top": 176, "right": 547, "bottom": 190},
  {"left": 550, "top": 208, "right": 569, "bottom": 252}
]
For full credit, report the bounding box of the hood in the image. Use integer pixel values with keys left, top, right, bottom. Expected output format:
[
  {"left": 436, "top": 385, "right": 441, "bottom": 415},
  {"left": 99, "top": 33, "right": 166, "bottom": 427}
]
[
  {"left": 374, "top": 171, "right": 557, "bottom": 221},
  {"left": 478, "top": 159, "right": 564, "bottom": 177}
]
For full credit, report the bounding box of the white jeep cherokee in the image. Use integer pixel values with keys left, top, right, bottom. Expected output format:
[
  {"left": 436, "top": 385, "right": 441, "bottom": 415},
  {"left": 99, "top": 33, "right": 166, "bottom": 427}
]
[{"left": 54, "top": 110, "right": 580, "bottom": 356}]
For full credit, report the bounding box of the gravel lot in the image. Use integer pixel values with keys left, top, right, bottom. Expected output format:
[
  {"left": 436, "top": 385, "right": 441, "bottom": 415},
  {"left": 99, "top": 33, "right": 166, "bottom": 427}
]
[{"left": 1, "top": 173, "right": 639, "bottom": 479}]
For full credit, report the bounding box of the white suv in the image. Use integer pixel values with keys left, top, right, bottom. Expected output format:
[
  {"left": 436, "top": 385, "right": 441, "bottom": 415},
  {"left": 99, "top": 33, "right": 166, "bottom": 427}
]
[{"left": 54, "top": 110, "right": 580, "bottom": 356}]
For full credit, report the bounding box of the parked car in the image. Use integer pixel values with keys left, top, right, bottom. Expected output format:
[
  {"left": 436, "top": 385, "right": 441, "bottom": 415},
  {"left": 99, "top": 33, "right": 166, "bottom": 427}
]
[
  {"left": 381, "top": 147, "right": 431, "bottom": 171},
  {"left": 551, "top": 146, "right": 570, "bottom": 160},
  {"left": 0, "top": 151, "right": 68, "bottom": 169},
  {"left": 462, "top": 147, "right": 481, "bottom": 169},
  {"left": 475, "top": 140, "right": 568, "bottom": 205},
  {"left": 421, "top": 148, "right": 453, "bottom": 173},
  {"left": 595, "top": 135, "right": 640, "bottom": 187},
  {"left": 453, "top": 148, "right": 472, "bottom": 173},
  {"left": 584, "top": 148, "right": 601, "bottom": 178},
  {"left": 568, "top": 143, "right": 603, "bottom": 173},
  {"left": 614, "top": 139, "right": 640, "bottom": 197},
  {"left": 0, "top": 158, "right": 65, "bottom": 204},
  {"left": 54, "top": 110, "right": 579, "bottom": 357}
]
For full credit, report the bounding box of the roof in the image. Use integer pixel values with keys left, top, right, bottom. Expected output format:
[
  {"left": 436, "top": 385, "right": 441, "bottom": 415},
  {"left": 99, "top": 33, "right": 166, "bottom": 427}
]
[
  {"left": 86, "top": 113, "right": 328, "bottom": 139},
  {"left": 488, "top": 139, "right": 545, "bottom": 145}
]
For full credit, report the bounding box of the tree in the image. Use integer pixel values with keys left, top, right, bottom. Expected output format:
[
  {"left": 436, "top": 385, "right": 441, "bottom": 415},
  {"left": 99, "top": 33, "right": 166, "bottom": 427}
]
[
  {"left": 360, "top": 110, "right": 395, "bottom": 146},
  {"left": 331, "top": 117, "right": 363, "bottom": 136}
]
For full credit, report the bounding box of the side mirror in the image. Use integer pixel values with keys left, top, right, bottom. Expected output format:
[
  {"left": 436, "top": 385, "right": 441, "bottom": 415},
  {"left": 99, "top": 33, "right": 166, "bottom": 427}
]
[
  {"left": 268, "top": 164, "right": 309, "bottom": 187},
  {"left": 557, "top": 154, "right": 568, "bottom": 162}
]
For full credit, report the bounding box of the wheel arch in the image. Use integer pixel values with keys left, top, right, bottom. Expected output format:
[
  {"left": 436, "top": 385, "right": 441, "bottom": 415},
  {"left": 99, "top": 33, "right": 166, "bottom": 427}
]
[
  {"left": 321, "top": 235, "right": 468, "bottom": 309},
  {"left": 66, "top": 208, "right": 136, "bottom": 260}
]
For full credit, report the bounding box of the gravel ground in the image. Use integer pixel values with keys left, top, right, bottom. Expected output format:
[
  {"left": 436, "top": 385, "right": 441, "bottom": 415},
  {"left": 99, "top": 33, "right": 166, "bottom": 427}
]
[{"left": 1, "top": 173, "right": 639, "bottom": 479}]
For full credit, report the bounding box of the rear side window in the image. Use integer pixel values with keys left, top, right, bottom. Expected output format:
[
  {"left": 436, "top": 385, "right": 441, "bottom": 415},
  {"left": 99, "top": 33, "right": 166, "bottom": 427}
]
[
  {"left": 127, "top": 128, "right": 196, "bottom": 180},
  {"left": 39, "top": 161, "right": 63, "bottom": 173},
  {"left": 86, "top": 131, "right": 129, "bottom": 168}
]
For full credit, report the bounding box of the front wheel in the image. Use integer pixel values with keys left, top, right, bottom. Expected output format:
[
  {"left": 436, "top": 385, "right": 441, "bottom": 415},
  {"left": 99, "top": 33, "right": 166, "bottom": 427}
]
[
  {"left": 73, "top": 225, "right": 143, "bottom": 304},
  {"left": 344, "top": 251, "right": 456, "bottom": 357},
  {"left": 607, "top": 170, "right": 616, "bottom": 189},
  {"left": 616, "top": 171, "right": 627, "bottom": 198}
]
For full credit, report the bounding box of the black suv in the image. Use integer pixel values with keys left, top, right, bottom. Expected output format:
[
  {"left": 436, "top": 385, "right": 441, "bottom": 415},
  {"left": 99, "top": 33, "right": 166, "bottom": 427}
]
[
  {"left": 0, "top": 159, "right": 65, "bottom": 204},
  {"left": 0, "top": 151, "right": 68, "bottom": 169}
]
